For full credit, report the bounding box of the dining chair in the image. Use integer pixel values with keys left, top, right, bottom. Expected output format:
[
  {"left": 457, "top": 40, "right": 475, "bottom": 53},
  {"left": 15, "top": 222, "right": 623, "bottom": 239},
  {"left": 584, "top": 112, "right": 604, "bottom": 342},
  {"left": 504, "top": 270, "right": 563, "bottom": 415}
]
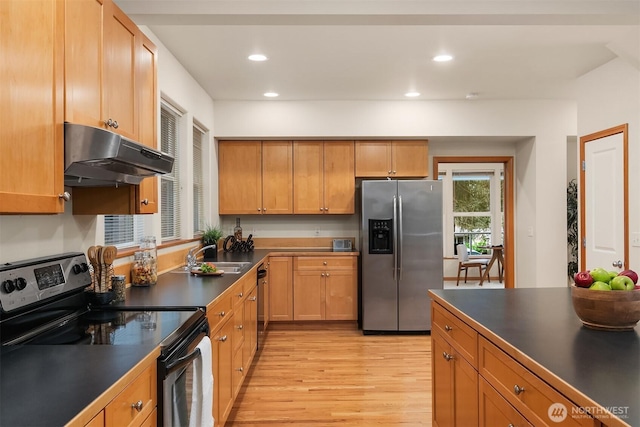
[{"left": 456, "top": 244, "right": 491, "bottom": 286}]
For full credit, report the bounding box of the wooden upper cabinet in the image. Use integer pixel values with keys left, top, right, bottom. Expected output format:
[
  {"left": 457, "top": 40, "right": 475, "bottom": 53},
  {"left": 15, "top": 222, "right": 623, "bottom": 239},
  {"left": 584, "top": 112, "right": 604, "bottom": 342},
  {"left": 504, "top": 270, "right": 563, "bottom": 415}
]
[
  {"left": 68, "top": 0, "right": 160, "bottom": 215},
  {"left": 355, "top": 140, "right": 428, "bottom": 178},
  {"left": 262, "top": 142, "right": 293, "bottom": 214},
  {"left": 135, "top": 33, "right": 159, "bottom": 214},
  {"left": 0, "top": 0, "right": 66, "bottom": 214},
  {"left": 102, "top": 0, "right": 138, "bottom": 140},
  {"left": 219, "top": 141, "right": 262, "bottom": 214},
  {"left": 218, "top": 141, "right": 293, "bottom": 215},
  {"left": 293, "top": 141, "right": 355, "bottom": 214}
]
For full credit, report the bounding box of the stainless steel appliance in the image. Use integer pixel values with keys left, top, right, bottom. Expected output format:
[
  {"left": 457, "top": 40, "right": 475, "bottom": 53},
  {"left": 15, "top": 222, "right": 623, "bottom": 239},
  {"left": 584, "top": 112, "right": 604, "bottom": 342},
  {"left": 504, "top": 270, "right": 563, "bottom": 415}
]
[
  {"left": 360, "top": 180, "right": 443, "bottom": 333},
  {"left": 0, "top": 252, "right": 210, "bottom": 427},
  {"left": 257, "top": 262, "right": 268, "bottom": 350}
]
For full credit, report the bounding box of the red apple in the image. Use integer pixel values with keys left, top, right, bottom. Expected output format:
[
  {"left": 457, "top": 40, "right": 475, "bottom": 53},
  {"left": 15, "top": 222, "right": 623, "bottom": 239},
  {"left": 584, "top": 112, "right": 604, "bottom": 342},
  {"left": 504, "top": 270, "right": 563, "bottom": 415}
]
[
  {"left": 619, "top": 269, "right": 638, "bottom": 284},
  {"left": 574, "top": 271, "right": 594, "bottom": 288}
]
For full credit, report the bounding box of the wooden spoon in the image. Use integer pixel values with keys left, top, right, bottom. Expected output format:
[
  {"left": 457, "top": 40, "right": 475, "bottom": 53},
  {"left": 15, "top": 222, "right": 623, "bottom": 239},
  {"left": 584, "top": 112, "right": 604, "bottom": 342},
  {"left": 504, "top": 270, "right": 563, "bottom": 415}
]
[
  {"left": 102, "top": 246, "right": 117, "bottom": 289},
  {"left": 96, "top": 246, "right": 105, "bottom": 292},
  {"left": 87, "top": 246, "right": 98, "bottom": 291}
]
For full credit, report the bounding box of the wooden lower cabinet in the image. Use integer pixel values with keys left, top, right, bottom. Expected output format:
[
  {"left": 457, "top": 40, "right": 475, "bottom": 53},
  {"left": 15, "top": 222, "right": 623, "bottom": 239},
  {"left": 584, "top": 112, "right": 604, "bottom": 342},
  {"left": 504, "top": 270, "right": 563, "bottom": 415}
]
[
  {"left": 293, "top": 270, "right": 325, "bottom": 320},
  {"left": 212, "top": 315, "right": 234, "bottom": 426},
  {"left": 432, "top": 328, "right": 478, "bottom": 427},
  {"left": 105, "top": 362, "right": 156, "bottom": 427},
  {"left": 269, "top": 256, "right": 294, "bottom": 321},
  {"left": 432, "top": 300, "right": 599, "bottom": 427}
]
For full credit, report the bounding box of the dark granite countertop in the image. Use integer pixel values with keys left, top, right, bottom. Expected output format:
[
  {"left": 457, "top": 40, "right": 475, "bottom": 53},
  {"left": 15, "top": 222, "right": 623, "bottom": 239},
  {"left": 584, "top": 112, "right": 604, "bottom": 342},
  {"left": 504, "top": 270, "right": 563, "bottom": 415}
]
[{"left": 429, "top": 288, "right": 639, "bottom": 427}]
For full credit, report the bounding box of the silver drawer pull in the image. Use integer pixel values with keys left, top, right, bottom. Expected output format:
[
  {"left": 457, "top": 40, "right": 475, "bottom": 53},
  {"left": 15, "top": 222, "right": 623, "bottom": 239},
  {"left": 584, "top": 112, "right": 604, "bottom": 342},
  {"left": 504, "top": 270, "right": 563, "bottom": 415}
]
[
  {"left": 248, "top": 296, "right": 257, "bottom": 301},
  {"left": 442, "top": 352, "right": 454, "bottom": 361},
  {"left": 444, "top": 325, "right": 453, "bottom": 332},
  {"left": 218, "top": 335, "right": 228, "bottom": 342},
  {"left": 513, "top": 384, "right": 525, "bottom": 395},
  {"left": 238, "top": 292, "right": 243, "bottom": 298},
  {"left": 218, "top": 311, "right": 226, "bottom": 317},
  {"left": 131, "top": 400, "right": 143, "bottom": 412},
  {"left": 237, "top": 325, "right": 243, "bottom": 330},
  {"left": 236, "top": 367, "right": 244, "bottom": 372}
]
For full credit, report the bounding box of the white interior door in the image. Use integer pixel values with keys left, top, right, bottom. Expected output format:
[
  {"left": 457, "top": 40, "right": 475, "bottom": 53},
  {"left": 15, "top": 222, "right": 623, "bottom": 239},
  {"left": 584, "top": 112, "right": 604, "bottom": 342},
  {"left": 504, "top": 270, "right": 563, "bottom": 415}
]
[{"left": 581, "top": 125, "right": 628, "bottom": 271}]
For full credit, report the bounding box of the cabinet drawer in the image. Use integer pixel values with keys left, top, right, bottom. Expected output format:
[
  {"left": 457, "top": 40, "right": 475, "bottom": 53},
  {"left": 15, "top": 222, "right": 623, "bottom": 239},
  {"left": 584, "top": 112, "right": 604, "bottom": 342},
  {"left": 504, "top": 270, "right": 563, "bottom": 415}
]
[
  {"left": 242, "top": 269, "right": 257, "bottom": 295},
  {"left": 294, "top": 256, "right": 354, "bottom": 270},
  {"left": 479, "top": 377, "right": 532, "bottom": 427},
  {"left": 105, "top": 364, "right": 155, "bottom": 427},
  {"left": 432, "top": 303, "right": 478, "bottom": 367},
  {"left": 208, "top": 291, "right": 233, "bottom": 332},
  {"left": 479, "top": 337, "right": 594, "bottom": 427}
]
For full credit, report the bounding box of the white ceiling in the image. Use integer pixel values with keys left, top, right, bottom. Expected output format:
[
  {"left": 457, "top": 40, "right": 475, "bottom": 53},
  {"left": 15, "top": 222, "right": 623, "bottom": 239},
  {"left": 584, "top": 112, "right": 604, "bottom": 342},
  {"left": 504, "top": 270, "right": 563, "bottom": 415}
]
[{"left": 116, "top": 0, "right": 639, "bottom": 102}]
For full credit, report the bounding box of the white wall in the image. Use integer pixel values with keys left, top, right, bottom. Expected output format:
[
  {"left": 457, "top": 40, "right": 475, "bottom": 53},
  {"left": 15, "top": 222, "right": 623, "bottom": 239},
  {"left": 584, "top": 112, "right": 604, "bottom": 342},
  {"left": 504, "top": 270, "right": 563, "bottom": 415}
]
[
  {"left": 577, "top": 58, "right": 640, "bottom": 271},
  {"left": 213, "top": 99, "right": 576, "bottom": 287}
]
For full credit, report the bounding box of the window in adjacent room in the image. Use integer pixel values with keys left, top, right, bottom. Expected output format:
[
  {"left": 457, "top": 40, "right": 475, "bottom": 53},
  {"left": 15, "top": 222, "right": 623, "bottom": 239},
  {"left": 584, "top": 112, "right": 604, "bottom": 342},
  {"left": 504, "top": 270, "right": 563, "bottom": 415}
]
[
  {"left": 160, "top": 102, "right": 182, "bottom": 241},
  {"left": 439, "top": 163, "right": 504, "bottom": 257},
  {"left": 193, "top": 124, "right": 206, "bottom": 234}
]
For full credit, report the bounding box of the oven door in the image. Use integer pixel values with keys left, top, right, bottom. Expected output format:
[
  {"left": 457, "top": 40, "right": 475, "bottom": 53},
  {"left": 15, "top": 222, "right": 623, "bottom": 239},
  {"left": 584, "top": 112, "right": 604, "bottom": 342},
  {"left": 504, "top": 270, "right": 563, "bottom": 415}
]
[{"left": 159, "top": 317, "right": 211, "bottom": 427}]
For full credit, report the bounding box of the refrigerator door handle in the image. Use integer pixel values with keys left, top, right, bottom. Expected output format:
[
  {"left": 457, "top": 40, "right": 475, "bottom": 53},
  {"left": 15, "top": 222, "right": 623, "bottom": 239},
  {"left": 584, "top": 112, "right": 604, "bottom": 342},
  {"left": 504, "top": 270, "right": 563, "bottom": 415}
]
[
  {"left": 398, "top": 195, "right": 403, "bottom": 281},
  {"left": 393, "top": 194, "right": 398, "bottom": 281}
]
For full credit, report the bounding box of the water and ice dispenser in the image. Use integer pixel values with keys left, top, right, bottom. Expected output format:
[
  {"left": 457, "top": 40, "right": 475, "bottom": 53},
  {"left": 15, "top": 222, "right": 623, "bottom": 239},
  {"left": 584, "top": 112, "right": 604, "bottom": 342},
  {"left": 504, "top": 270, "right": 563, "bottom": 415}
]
[{"left": 368, "top": 219, "right": 393, "bottom": 254}]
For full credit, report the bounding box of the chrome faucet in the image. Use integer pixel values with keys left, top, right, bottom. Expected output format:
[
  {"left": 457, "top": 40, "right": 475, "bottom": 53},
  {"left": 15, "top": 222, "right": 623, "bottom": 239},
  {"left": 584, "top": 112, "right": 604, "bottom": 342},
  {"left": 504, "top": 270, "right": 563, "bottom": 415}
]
[{"left": 185, "top": 245, "right": 217, "bottom": 270}]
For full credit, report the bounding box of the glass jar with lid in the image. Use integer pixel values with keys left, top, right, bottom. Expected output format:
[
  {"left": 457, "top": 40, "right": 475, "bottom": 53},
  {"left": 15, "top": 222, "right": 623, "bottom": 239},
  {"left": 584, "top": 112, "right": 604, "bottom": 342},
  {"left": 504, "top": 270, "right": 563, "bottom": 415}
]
[{"left": 132, "top": 236, "right": 158, "bottom": 286}]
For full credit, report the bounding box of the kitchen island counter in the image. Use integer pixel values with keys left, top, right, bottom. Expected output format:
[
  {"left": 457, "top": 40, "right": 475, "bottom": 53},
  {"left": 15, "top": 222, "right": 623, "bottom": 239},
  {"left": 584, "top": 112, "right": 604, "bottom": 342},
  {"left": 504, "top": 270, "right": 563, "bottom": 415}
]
[{"left": 429, "top": 288, "right": 639, "bottom": 427}]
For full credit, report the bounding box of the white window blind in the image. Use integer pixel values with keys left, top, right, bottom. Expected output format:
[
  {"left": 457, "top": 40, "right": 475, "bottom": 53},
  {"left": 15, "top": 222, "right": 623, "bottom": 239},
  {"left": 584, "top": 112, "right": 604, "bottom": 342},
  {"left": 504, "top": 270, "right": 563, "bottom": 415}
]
[
  {"left": 193, "top": 125, "right": 205, "bottom": 234},
  {"left": 104, "top": 215, "right": 145, "bottom": 248},
  {"left": 161, "top": 104, "right": 181, "bottom": 241}
]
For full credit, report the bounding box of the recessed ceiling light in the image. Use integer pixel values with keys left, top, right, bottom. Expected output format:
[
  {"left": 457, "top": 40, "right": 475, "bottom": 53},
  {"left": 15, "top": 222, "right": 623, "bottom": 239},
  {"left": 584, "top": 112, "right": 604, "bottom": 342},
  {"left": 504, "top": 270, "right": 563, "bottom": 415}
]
[
  {"left": 405, "top": 92, "right": 420, "bottom": 98},
  {"left": 263, "top": 92, "right": 279, "bottom": 98},
  {"left": 465, "top": 92, "right": 479, "bottom": 100},
  {"left": 248, "top": 54, "right": 268, "bottom": 62},
  {"left": 433, "top": 54, "right": 453, "bottom": 62}
]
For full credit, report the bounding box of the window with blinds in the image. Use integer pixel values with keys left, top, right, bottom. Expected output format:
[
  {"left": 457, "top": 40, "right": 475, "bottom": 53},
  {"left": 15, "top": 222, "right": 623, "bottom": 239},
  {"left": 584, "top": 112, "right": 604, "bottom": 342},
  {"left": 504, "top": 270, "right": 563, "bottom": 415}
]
[
  {"left": 193, "top": 125, "right": 205, "bottom": 234},
  {"left": 104, "top": 215, "right": 145, "bottom": 248},
  {"left": 161, "top": 104, "right": 181, "bottom": 240}
]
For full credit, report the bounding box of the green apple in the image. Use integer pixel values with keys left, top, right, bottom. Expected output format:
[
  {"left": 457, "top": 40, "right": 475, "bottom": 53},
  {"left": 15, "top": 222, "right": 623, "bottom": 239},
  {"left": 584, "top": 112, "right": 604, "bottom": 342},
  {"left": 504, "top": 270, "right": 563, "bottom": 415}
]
[
  {"left": 610, "top": 275, "right": 635, "bottom": 290},
  {"left": 589, "top": 281, "right": 612, "bottom": 291},
  {"left": 609, "top": 271, "right": 619, "bottom": 280},
  {"left": 590, "top": 268, "right": 611, "bottom": 284}
]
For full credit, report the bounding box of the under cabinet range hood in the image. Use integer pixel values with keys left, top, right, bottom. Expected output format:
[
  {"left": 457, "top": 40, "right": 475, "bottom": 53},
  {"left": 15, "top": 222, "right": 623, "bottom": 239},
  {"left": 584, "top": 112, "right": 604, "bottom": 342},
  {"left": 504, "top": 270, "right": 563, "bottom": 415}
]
[{"left": 64, "top": 123, "right": 174, "bottom": 187}]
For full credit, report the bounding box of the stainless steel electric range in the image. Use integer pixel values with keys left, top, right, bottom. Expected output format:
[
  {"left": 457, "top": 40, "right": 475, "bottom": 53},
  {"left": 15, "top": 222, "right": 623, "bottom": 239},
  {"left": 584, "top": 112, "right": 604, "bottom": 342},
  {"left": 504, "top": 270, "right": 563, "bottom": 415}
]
[{"left": 0, "top": 252, "right": 210, "bottom": 427}]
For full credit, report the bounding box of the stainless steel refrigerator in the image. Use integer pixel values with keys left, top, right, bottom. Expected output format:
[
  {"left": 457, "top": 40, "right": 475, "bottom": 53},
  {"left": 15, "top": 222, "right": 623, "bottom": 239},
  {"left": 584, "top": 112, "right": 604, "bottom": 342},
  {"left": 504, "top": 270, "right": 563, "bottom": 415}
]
[{"left": 360, "top": 180, "right": 443, "bottom": 333}]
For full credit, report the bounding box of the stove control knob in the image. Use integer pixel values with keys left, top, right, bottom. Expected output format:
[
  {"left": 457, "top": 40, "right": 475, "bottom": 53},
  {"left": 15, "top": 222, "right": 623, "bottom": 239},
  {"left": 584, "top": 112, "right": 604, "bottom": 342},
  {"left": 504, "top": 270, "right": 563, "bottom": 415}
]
[
  {"left": 81, "top": 262, "right": 89, "bottom": 272},
  {"left": 14, "top": 277, "right": 27, "bottom": 291},
  {"left": 2, "top": 280, "right": 15, "bottom": 294},
  {"left": 72, "top": 264, "right": 84, "bottom": 274}
]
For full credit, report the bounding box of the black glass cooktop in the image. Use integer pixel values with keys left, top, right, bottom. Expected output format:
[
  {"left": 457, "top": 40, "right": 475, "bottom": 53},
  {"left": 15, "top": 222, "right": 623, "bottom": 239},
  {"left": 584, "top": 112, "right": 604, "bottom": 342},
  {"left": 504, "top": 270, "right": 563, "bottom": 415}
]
[{"left": 14, "top": 310, "right": 201, "bottom": 347}]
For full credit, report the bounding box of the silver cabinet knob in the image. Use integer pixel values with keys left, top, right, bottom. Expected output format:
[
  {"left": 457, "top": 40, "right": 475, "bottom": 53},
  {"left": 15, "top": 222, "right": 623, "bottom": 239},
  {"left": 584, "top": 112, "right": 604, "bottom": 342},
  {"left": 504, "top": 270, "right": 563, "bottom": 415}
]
[
  {"left": 323, "top": 261, "right": 327, "bottom": 265},
  {"left": 218, "top": 311, "right": 226, "bottom": 317},
  {"left": 442, "top": 352, "right": 454, "bottom": 361},
  {"left": 104, "top": 118, "right": 114, "bottom": 127},
  {"left": 612, "top": 260, "right": 623, "bottom": 268},
  {"left": 444, "top": 325, "right": 453, "bottom": 332},
  {"left": 58, "top": 192, "right": 71, "bottom": 201},
  {"left": 320, "top": 207, "right": 324, "bottom": 211},
  {"left": 112, "top": 120, "right": 119, "bottom": 129},
  {"left": 326, "top": 273, "right": 330, "bottom": 277},
  {"left": 513, "top": 384, "right": 525, "bottom": 395},
  {"left": 324, "top": 207, "right": 329, "bottom": 212},
  {"left": 237, "top": 292, "right": 243, "bottom": 298},
  {"left": 388, "top": 170, "right": 392, "bottom": 174},
  {"left": 131, "top": 400, "right": 143, "bottom": 412},
  {"left": 321, "top": 273, "right": 325, "bottom": 277},
  {"left": 237, "top": 324, "right": 243, "bottom": 330},
  {"left": 257, "top": 208, "right": 261, "bottom": 211},
  {"left": 392, "top": 170, "right": 396, "bottom": 174},
  {"left": 263, "top": 208, "right": 267, "bottom": 212},
  {"left": 236, "top": 367, "right": 244, "bottom": 372},
  {"left": 248, "top": 296, "right": 257, "bottom": 301},
  {"left": 141, "top": 199, "right": 149, "bottom": 205},
  {"left": 218, "top": 335, "right": 228, "bottom": 342}
]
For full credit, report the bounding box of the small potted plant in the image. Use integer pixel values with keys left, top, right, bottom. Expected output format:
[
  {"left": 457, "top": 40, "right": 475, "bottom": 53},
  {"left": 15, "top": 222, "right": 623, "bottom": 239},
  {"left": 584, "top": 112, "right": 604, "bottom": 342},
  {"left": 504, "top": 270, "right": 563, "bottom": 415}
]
[{"left": 202, "top": 224, "right": 223, "bottom": 261}]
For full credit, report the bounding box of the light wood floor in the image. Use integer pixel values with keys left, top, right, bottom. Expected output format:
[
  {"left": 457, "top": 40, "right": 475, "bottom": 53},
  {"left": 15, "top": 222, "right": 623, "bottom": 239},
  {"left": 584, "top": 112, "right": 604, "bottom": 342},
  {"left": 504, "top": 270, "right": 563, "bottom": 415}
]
[{"left": 227, "top": 323, "right": 432, "bottom": 426}]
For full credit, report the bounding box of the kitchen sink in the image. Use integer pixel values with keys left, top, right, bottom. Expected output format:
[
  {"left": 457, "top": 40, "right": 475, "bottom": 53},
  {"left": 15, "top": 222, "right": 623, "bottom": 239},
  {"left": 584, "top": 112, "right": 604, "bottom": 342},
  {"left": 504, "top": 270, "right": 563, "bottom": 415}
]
[{"left": 169, "top": 261, "right": 251, "bottom": 275}]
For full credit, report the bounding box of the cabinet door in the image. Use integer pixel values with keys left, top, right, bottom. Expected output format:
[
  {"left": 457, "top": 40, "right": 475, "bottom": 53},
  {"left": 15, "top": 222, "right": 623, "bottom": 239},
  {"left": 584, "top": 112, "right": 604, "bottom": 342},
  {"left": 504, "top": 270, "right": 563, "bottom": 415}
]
[
  {"left": 219, "top": 141, "right": 262, "bottom": 214},
  {"left": 324, "top": 269, "right": 356, "bottom": 320},
  {"left": 64, "top": 0, "right": 104, "bottom": 129},
  {"left": 354, "top": 141, "right": 391, "bottom": 177},
  {"left": 392, "top": 140, "right": 429, "bottom": 177},
  {"left": 269, "top": 257, "right": 293, "bottom": 321},
  {"left": 262, "top": 141, "right": 293, "bottom": 214},
  {"left": 135, "top": 33, "right": 159, "bottom": 214},
  {"left": 453, "top": 343, "right": 479, "bottom": 426},
  {"left": 213, "top": 318, "right": 234, "bottom": 426},
  {"left": 433, "top": 330, "right": 454, "bottom": 427},
  {"left": 293, "top": 141, "right": 324, "bottom": 214},
  {"left": 0, "top": 0, "right": 66, "bottom": 214},
  {"left": 243, "top": 287, "right": 258, "bottom": 371},
  {"left": 323, "top": 141, "right": 355, "bottom": 214},
  {"left": 103, "top": 0, "right": 137, "bottom": 139},
  {"left": 293, "top": 270, "right": 325, "bottom": 321}
]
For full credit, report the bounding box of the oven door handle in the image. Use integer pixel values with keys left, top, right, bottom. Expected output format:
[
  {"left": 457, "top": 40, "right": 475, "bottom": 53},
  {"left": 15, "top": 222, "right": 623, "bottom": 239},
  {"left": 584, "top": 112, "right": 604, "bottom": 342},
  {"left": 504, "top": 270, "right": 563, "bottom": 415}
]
[{"left": 165, "top": 347, "right": 201, "bottom": 375}]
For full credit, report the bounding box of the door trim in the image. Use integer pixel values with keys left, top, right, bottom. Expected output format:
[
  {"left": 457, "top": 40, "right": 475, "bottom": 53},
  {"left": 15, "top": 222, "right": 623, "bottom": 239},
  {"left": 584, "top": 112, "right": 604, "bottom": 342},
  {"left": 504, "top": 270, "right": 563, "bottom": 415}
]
[
  {"left": 579, "top": 124, "right": 629, "bottom": 271},
  {"left": 433, "top": 156, "right": 515, "bottom": 289}
]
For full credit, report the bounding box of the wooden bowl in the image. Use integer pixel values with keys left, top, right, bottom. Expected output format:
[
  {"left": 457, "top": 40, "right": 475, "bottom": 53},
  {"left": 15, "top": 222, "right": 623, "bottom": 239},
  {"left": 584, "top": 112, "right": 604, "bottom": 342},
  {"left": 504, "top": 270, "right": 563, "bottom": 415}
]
[{"left": 571, "top": 285, "right": 640, "bottom": 331}]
